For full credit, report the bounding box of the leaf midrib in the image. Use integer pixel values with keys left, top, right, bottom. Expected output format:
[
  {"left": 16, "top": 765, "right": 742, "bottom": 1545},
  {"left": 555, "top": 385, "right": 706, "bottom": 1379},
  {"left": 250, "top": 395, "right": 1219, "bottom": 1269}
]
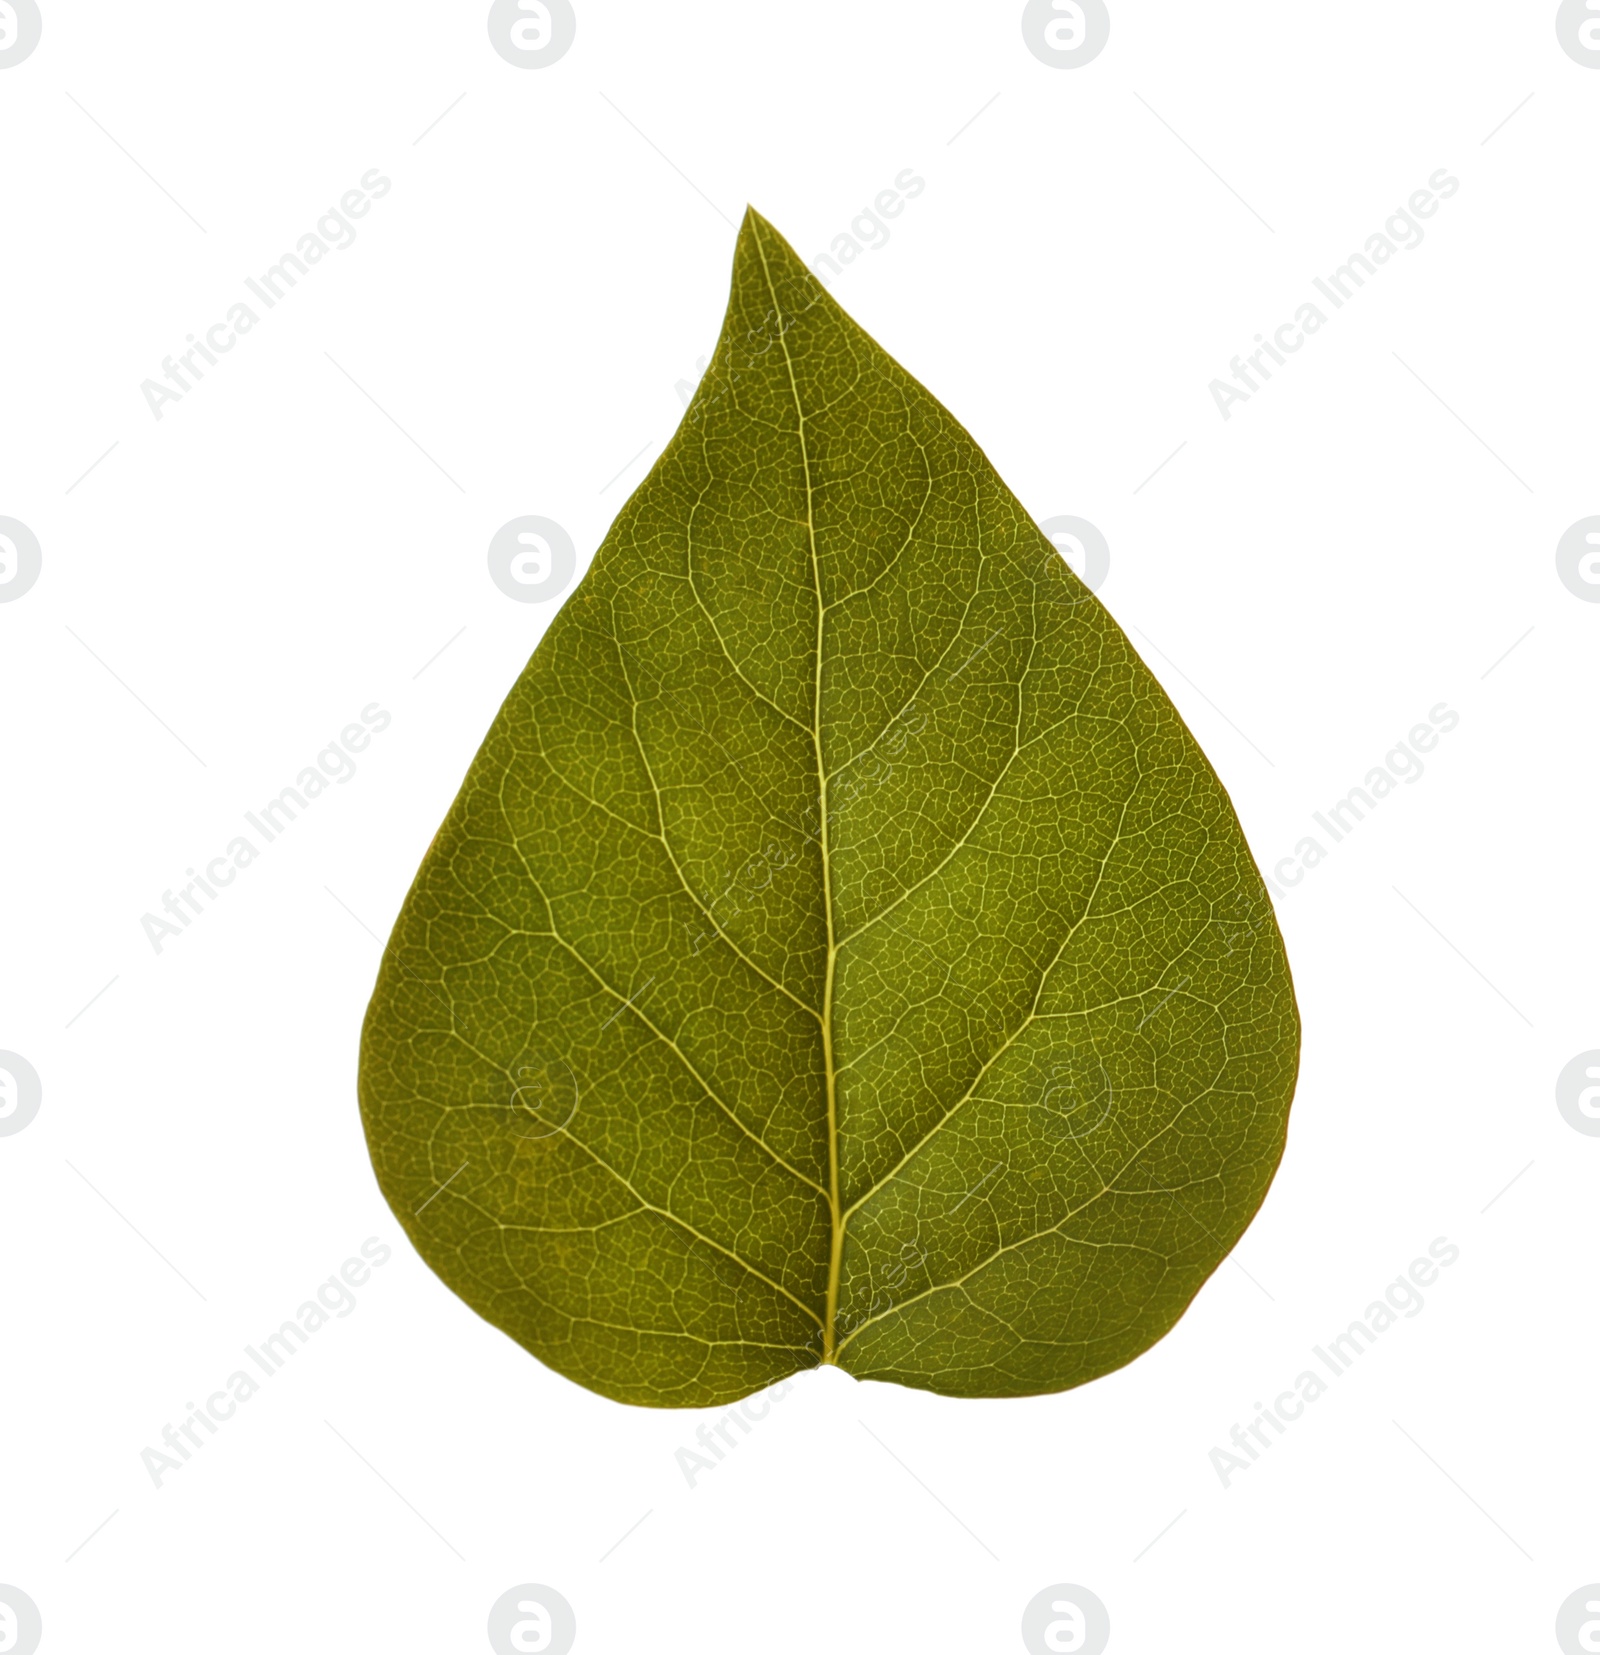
[{"left": 749, "top": 219, "right": 845, "bottom": 1364}]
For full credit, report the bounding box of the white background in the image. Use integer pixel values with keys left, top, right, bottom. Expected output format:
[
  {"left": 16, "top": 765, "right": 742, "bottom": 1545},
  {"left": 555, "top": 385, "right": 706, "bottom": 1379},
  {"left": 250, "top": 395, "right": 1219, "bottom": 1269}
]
[{"left": 2, "top": 3, "right": 1597, "bottom": 1651}]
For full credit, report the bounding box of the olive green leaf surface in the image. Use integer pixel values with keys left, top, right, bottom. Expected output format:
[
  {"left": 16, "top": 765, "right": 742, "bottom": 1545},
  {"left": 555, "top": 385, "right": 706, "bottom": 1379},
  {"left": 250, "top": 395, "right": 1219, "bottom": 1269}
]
[{"left": 358, "top": 210, "right": 1299, "bottom": 1407}]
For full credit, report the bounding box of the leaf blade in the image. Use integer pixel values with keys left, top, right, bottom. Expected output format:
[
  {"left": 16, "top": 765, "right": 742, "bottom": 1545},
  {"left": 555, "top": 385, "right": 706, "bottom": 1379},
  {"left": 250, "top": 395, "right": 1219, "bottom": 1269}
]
[{"left": 358, "top": 210, "right": 1299, "bottom": 1405}]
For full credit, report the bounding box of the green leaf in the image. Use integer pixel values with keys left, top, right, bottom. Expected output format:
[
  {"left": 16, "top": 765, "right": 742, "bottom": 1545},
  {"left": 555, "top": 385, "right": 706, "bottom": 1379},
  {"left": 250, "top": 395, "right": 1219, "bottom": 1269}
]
[{"left": 358, "top": 210, "right": 1300, "bottom": 1407}]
